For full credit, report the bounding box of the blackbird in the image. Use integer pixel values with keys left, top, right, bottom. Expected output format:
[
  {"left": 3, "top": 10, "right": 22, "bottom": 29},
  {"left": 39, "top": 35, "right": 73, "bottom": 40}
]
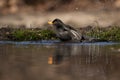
[{"left": 48, "top": 19, "right": 83, "bottom": 42}]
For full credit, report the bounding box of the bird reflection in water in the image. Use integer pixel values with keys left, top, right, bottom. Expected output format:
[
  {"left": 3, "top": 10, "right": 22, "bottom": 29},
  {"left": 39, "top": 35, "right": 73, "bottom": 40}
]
[
  {"left": 47, "top": 44, "right": 120, "bottom": 80},
  {"left": 48, "top": 44, "right": 112, "bottom": 65},
  {"left": 48, "top": 54, "right": 63, "bottom": 64},
  {"left": 48, "top": 44, "right": 73, "bottom": 65}
]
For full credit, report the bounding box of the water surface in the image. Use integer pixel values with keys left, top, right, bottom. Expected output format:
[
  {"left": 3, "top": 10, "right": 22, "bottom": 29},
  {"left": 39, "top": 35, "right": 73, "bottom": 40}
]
[{"left": 0, "top": 41, "right": 120, "bottom": 80}]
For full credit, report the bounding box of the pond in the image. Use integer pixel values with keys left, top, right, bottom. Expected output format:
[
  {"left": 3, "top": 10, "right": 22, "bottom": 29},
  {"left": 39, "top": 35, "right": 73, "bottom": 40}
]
[{"left": 0, "top": 41, "right": 120, "bottom": 80}]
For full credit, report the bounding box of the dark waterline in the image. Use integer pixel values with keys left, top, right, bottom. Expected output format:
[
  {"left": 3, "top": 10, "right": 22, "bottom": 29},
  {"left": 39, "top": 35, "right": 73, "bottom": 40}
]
[{"left": 0, "top": 41, "right": 120, "bottom": 80}]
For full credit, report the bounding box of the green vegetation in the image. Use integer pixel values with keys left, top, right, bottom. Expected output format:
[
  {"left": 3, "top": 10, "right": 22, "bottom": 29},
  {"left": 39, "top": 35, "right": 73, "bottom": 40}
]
[
  {"left": 0, "top": 26, "right": 120, "bottom": 42},
  {"left": 10, "top": 29, "right": 57, "bottom": 41},
  {"left": 85, "top": 26, "right": 120, "bottom": 42}
]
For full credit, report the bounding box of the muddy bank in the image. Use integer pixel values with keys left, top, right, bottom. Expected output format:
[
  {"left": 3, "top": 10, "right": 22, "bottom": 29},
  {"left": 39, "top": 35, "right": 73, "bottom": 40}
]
[
  {"left": 0, "top": 27, "right": 56, "bottom": 41},
  {"left": 0, "top": 26, "right": 120, "bottom": 41}
]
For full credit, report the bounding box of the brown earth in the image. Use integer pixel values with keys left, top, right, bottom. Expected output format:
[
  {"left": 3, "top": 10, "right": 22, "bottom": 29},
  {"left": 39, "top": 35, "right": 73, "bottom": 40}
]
[
  {"left": 0, "top": 0, "right": 120, "bottom": 14},
  {"left": 0, "top": 0, "right": 120, "bottom": 28}
]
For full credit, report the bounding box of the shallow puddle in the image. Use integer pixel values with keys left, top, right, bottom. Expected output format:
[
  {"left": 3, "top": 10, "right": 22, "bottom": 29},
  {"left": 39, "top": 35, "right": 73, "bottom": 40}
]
[{"left": 0, "top": 41, "right": 120, "bottom": 80}]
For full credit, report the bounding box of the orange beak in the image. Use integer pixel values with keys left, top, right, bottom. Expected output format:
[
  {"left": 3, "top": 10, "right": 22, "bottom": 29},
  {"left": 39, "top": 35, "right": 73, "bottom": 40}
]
[
  {"left": 48, "top": 21, "right": 53, "bottom": 25},
  {"left": 48, "top": 56, "right": 53, "bottom": 64}
]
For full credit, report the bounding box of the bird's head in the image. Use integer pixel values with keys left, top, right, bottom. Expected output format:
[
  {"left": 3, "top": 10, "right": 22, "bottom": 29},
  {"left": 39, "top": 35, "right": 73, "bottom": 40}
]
[{"left": 48, "top": 19, "right": 64, "bottom": 27}]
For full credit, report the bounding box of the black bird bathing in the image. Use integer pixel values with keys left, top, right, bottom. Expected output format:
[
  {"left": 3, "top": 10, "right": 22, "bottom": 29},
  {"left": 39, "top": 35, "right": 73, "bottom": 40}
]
[
  {"left": 48, "top": 18, "right": 107, "bottom": 42},
  {"left": 48, "top": 18, "right": 83, "bottom": 42}
]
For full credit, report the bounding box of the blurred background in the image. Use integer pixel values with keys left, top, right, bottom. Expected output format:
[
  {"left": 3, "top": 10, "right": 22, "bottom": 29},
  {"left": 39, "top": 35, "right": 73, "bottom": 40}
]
[
  {"left": 0, "top": 0, "right": 120, "bottom": 14},
  {"left": 0, "top": 0, "right": 120, "bottom": 28}
]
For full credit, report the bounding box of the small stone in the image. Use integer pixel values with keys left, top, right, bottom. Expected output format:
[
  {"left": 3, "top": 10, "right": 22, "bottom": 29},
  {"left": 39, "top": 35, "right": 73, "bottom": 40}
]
[{"left": 6, "top": 32, "right": 10, "bottom": 35}]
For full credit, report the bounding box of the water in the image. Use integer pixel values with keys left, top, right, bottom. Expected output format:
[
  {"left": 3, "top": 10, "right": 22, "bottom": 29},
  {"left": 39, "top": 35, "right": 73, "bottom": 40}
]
[{"left": 0, "top": 41, "right": 120, "bottom": 80}]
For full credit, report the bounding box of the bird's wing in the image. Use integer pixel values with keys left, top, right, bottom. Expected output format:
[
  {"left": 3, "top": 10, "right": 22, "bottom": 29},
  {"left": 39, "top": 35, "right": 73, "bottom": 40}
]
[
  {"left": 56, "top": 31, "right": 72, "bottom": 41},
  {"left": 70, "top": 30, "right": 82, "bottom": 41},
  {"left": 63, "top": 25, "right": 82, "bottom": 41},
  {"left": 65, "top": 25, "right": 77, "bottom": 31}
]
